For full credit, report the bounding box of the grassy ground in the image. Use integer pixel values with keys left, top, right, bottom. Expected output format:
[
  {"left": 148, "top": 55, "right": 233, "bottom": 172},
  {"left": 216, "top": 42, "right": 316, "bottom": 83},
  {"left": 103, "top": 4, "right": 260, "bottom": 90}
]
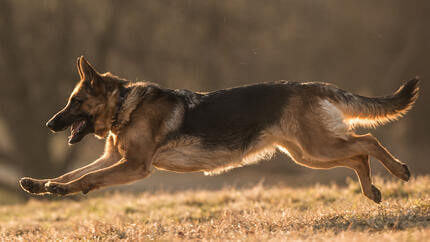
[{"left": 0, "top": 176, "right": 429, "bottom": 241}]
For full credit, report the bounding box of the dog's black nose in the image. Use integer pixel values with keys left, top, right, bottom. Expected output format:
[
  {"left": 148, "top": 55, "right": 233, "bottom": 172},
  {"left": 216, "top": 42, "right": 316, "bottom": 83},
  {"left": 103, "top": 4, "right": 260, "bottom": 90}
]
[{"left": 46, "top": 119, "right": 55, "bottom": 129}]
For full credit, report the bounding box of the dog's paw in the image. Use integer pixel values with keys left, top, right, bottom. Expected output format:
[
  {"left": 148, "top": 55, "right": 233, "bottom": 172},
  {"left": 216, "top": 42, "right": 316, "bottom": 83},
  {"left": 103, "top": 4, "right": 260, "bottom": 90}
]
[
  {"left": 370, "top": 185, "right": 382, "bottom": 204},
  {"left": 19, "top": 177, "right": 47, "bottom": 194},
  {"left": 45, "top": 182, "right": 69, "bottom": 196},
  {"left": 399, "top": 164, "right": 411, "bottom": 182}
]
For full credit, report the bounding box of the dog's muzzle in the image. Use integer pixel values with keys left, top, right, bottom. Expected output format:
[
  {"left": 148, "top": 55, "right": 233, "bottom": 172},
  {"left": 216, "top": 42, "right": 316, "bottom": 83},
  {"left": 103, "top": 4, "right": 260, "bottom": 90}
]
[{"left": 46, "top": 113, "right": 70, "bottom": 132}]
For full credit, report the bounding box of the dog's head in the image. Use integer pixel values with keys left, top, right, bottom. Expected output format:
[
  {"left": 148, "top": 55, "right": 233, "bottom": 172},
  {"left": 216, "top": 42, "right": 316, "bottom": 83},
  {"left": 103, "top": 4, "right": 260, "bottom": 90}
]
[{"left": 46, "top": 56, "right": 121, "bottom": 144}]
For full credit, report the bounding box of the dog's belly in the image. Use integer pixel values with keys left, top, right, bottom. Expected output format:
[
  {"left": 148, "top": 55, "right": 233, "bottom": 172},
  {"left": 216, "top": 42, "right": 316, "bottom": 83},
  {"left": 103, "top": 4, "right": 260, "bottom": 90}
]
[
  {"left": 152, "top": 136, "right": 277, "bottom": 175},
  {"left": 152, "top": 142, "right": 240, "bottom": 173}
]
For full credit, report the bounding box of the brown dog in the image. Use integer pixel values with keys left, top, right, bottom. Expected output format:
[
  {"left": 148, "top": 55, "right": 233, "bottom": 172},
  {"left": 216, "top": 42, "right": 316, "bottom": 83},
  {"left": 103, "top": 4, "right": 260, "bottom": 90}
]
[{"left": 19, "top": 56, "right": 419, "bottom": 203}]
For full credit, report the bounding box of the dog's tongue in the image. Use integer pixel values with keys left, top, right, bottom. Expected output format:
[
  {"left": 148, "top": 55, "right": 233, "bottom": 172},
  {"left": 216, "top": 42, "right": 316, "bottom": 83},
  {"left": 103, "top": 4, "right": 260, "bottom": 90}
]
[
  {"left": 71, "top": 120, "right": 85, "bottom": 134},
  {"left": 68, "top": 120, "right": 86, "bottom": 144}
]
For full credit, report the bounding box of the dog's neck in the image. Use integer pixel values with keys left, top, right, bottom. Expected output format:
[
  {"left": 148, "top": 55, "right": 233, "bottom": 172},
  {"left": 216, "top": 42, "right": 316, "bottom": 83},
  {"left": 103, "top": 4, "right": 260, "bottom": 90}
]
[
  {"left": 111, "top": 85, "right": 131, "bottom": 130},
  {"left": 107, "top": 82, "right": 150, "bottom": 135}
]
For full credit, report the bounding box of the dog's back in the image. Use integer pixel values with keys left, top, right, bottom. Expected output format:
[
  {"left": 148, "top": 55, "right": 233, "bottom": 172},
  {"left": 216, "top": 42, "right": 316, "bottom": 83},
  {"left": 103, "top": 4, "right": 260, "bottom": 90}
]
[{"left": 179, "top": 82, "right": 296, "bottom": 150}]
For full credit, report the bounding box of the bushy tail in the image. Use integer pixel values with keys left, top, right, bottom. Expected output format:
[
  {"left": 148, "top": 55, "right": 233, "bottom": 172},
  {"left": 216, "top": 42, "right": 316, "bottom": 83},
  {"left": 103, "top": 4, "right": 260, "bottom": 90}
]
[{"left": 334, "top": 78, "right": 420, "bottom": 128}]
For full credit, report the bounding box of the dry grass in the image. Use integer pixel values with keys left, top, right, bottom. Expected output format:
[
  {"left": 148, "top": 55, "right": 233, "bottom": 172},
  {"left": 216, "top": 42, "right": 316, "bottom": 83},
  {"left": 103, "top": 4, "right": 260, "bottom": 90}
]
[{"left": 0, "top": 176, "right": 429, "bottom": 241}]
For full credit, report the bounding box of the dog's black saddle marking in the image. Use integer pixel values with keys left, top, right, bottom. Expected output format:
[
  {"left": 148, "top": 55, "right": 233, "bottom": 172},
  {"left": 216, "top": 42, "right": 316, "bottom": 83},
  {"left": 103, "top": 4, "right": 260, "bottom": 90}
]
[{"left": 178, "top": 82, "right": 293, "bottom": 150}]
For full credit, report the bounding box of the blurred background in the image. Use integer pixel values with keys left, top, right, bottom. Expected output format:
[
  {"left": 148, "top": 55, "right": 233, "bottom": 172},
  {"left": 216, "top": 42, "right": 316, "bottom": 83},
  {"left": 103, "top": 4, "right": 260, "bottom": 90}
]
[{"left": 0, "top": 0, "right": 428, "bottom": 202}]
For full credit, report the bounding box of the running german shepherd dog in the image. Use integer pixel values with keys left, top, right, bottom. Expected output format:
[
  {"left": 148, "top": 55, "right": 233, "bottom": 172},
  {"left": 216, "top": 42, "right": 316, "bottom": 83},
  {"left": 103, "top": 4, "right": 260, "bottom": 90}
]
[{"left": 20, "top": 57, "right": 419, "bottom": 203}]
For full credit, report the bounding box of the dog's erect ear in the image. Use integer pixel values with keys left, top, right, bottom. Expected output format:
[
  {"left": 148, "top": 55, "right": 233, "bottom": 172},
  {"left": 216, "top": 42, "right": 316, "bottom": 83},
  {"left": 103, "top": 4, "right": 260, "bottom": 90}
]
[
  {"left": 76, "top": 57, "right": 84, "bottom": 80},
  {"left": 77, "top": 56, "right": 98, "bottom": 81},
  {"left": 77, "top": 56, "right": 104, "bottom": 93}
]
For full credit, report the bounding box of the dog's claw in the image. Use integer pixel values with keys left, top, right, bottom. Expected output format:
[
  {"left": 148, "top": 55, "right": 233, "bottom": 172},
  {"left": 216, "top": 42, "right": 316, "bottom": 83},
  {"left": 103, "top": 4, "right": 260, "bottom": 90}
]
[{"left": 45, "top": 182, "right": 68, "bottom": 196}]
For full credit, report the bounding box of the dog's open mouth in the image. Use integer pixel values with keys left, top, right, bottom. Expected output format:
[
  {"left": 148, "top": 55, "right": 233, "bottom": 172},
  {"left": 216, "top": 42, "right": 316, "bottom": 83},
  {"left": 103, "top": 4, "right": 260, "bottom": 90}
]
[{"left": 68, "top": 119, "right": 88, "bottom": 144}]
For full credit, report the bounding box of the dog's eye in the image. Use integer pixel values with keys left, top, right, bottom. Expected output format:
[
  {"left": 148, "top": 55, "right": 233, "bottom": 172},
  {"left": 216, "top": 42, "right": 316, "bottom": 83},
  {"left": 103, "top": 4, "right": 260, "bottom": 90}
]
[{"left": 71, "top": 98, "right": 82, "bottom": 106}]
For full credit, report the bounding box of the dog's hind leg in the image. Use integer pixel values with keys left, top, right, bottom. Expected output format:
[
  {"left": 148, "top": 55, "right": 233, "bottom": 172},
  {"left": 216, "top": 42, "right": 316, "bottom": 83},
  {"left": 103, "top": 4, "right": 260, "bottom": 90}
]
[
  {"left": 278, "top": 142, "right": 381, "bottom": 203},
  {"left": 20, "top": 135, "right": 121, "bottom": 195},
  {"left": 348, "top": 155, "right": 381, "bottom": 203},
  {"left": 278, "top": 131, "right": 411, "bottom": 202},
  {"left": 306, "top": 133, "right": 410, "bottom": 181},
  {"left": 351, "top": 134, "right": 410, "bottom": 181},
  {"left": 308, "top": 99, "right": 410, "bottom": 181}
]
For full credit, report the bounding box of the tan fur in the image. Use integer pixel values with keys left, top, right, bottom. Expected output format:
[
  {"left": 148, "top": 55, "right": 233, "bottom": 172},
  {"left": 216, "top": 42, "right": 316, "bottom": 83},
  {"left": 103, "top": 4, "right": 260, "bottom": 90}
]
[
  {"left": 319, "top": 99, "right": 349, "bottom": 139},
  {"left": 153, "top": 128, "right": 278, "bottom": 175}
]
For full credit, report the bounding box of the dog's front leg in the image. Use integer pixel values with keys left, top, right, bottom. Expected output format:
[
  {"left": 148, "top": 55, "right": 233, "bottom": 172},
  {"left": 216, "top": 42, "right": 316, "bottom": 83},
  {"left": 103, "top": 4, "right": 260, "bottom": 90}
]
[
  {"left": 45, "top": 158, "right": 151, "bottom": 195},
  {"left": 19, "top": 154, "right": 119, "bottom": 195},
  {"left": 20, "top": 135, "right": 120, "bottom": 195}
]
